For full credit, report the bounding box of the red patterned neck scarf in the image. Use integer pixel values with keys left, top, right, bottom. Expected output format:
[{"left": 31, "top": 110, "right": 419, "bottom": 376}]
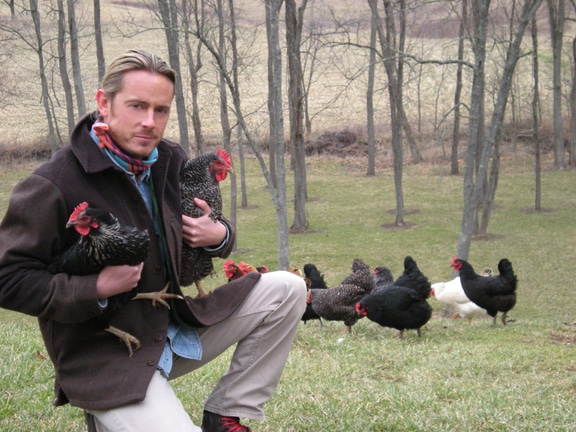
[{"left": 92, "top": 122, "right": 158, "bottom": 181}]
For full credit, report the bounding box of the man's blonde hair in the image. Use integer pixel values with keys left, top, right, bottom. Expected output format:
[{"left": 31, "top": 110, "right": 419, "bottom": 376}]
[{"left": 100, "top": 49, "right": 176, "bottom": 101}]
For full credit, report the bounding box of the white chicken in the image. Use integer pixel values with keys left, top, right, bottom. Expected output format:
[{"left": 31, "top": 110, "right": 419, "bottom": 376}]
[{"left": 431, "top": 268, "right": 491, "bottom": 325}]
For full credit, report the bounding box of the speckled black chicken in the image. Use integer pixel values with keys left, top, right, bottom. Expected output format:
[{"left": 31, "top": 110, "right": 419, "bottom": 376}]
[
  {"left": 308, "top": 258, "right": 374, "bottom": 333},
  {"left": 48, "top": 202, "right": 181, "bottom": 356},
  {"left": 356, "top": 256, "right": 432, "bottom": 338},
  {"left": 179, "top": 149, "right": 233, "bottom": 297}
]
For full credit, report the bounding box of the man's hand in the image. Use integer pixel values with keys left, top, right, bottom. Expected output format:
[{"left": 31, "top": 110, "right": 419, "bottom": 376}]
[
  {"left": 182, "top": 198, "right": 227, "bottom": 248},
  {"left": 96, "top": 263, "right": 144, "bottom": 299}
]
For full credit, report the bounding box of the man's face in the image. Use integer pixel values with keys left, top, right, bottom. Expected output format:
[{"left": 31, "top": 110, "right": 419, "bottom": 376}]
[{"left": 96, "top": 69, "right": 174, "bottom": 159}]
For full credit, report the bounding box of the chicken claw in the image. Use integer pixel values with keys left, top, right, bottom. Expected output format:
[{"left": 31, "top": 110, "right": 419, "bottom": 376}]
[
  {"left": 105, "top": 325, "right": 141, "bottom": 357},
  {"left": 132, "top": 282, "right": 183, "bottom": 309}
]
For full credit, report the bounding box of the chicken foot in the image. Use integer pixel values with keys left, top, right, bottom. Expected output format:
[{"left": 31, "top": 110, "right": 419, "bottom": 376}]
[
  {"left": 105, "top": 325, "right": 141, "bottom": 357},
  {"left": 194, "top": 280, "right": 210, "bottom": 298},
  {"left": 132, "top": 282, "right": 183, "bottom": 309}
]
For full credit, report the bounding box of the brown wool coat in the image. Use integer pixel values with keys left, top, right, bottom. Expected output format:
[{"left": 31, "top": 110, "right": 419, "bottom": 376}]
[{"left": 0, "top": 113, "right": 259, "bottom": 410}]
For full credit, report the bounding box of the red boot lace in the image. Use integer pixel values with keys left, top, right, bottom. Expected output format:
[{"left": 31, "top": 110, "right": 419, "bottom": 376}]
[{"left": 220, "top": 416, "right": 252, "bottom": 432}]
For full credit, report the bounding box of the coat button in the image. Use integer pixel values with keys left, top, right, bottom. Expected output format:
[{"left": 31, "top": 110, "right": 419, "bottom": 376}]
[
  {"left": 155, "top": 335, "right": 163, "bottom": 342},
  {"left": 147, "top": 360, "right": 155, "bottom": 367}
]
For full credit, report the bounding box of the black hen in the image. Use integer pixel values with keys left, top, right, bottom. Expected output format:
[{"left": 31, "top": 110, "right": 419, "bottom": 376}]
[
  {"left": 48, "top": 203, "right": 150, "bottom": 274},
  {"left": 48, "top": 202, "right": 180, "bottom": 356},
  {"left": 356, "top": 256, "right": 432, "bottom": 338},
  {"left": 180, "top": 149, "right": 232, "bottom": 297},
  {"left": 373, "top": 266, "right": 394, "bottom": 293},
  {"left": 301, "top": 263, "right": 328, "bottom": 324},
  {"left": 451, "top": 257, "right": 517, "bottom": 326},
  {"left": 309, "top": 258, "right": 374, "bottom": 333}
]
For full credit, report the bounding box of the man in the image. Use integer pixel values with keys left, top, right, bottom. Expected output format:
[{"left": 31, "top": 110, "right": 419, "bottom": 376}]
[{"left": 0, "top": 49, "right": 306, "bottom": 432}]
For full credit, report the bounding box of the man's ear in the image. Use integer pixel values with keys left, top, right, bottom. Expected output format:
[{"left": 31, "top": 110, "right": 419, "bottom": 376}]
[{"left": 95, "top": 89, "right": 110, "bottom": 119}]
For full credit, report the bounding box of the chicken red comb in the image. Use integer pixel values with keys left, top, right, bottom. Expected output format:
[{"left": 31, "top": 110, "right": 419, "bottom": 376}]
[
  {"left": 69, "top": 201, "right": 89, "bottom": 222},
  {"left": 223, "top": 259, "right": 235, "bottom": 268},
  {"left": 217, "top": 149, "right": 232, "bottom": 167},
  {"left": 450, "top": 257, "right": 459, "bottom": 265}
]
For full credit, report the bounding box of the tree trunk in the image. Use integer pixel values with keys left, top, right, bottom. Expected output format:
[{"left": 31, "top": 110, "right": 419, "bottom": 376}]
[
  {"left": 477, "top": 0, "right": 542, "bottom": 235},
  {"left": 546, "top": 0, "right": 565, "bottom": 168},
  {"left": 265, "top": 3, "right": 277, "bottom": 190},
  {"left": 569, "top": 35, "right": 576, "bottom": 166},
  {"left": 378, "top": 0, "right": 405, "bottom": 226},
  {"left": 266, "top": 0, "right": 289, "bottom": 269},
  {"left": 216, "top": 0, "right": 231, "bottom": 163},
  {"left": 193, "top": 0, "right": 289, "bottom": 265},
  {"left": 67, "top": 0, "right": 86, "bottom": 118},
  {"left": 57, "top": 0, "right": 75, "bottom": 136},
  {"left": 457, "top": 0, "right": 490, "bottom": 260},
  {"left": 451, "top": 0, "right": 467, "bottom": 175},
  {"left": 286, "top": 0, "right": 308, "bottom": 232},
  {"left": 93, "top": 0, "right": 105, "bottom": 83},
  {"left": 29, "top": 0, "right": 58, "bottom": 154},
  {"left": 532, "top": 15, "right": 542, "bottom": 210},
  {"left": 182, "top": 0, "right": 205, "bottom": 154},
  {"left": 366, "top": 3, "right": 377, "bottom": 177},
  {"left": 158, "top": 0, "right": 190, "bottom": 155}
]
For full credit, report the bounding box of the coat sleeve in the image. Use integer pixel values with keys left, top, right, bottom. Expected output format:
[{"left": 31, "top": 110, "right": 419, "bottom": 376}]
[{"left": 0, "top": 174, "right": 105, "bottom": 323}]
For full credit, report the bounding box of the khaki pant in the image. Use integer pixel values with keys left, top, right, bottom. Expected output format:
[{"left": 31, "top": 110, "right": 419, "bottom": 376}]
[{"left": 89, "top": 271, "right": 307, "bottom": 432}]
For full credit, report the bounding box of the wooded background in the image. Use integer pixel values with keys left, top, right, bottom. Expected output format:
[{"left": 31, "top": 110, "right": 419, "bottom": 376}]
[{"left": 0, "top": 0, "right": 574, "bottom": 268}]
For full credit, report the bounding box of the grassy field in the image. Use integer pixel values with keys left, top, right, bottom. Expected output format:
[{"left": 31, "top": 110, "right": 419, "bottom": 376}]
[{"left": 0, "top": 153, "right": 575, "bottom": 431}]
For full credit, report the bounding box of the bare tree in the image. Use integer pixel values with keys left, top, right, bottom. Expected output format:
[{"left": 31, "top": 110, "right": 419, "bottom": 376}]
[
  {"left": 94, "top": 0, "right": 105, "bottom": 83},
  {"left": 57, "top": 0, "right": 75, "bottom": 135},
  {"left": 67, "top": 0, "right": 86, "bottom": 118},
  {"left": 457, "top": 0, "right": 543, "bottom": 258},
  {"left": 532, "top": 14, "right": 542, "bottom": 210},
  {"left": 366, "top": 2, "right": 378, "bottom": 177},
  {"left": 157, "top": 0, "right": 190, "bottom": 155},
  {"left": 192, "top": 0, "right": 291, "bottom": 269},
  {"left": 29, "top": 0, "right": 58, "bottom": 154},
  {"left": 569, "top": 36, "right": 576, "bottom": 166},
  {"left": 182, "top": 0, "right": 205, "bottom": 154},
  {"left": 369, "top": 0, "right": 405, "bottom": 226},
  {"left": 546, "top": 0, "right": 565, "bottom": 168},
  {"left": 286, "top": 0, "right": 308, "bottom": 232},
  {"left": 451, "top": 0, "right": 468, "bottom": 175},
  {"left": 265, "top": 0, "right": 290, "bottom": 269}
]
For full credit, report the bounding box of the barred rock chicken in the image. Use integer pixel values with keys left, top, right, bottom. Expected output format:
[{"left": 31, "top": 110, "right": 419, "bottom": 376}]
[
  {"left": 180, "top": 149, "right": 233, "bottom": 297},
  {"left": 373, "top": 266, "right": 394, "bottom": 293},
  {"left": 48, "top": 202, "right": 181, "bottom": 356},
  {"left": 451, "top": 257, "right": 517, "bottom": 327},
  {"left": 301, "top": 263, "right": 328, "bottom": 324},
  {"left": 356, "top": 256, "right": 432, "bottom": 338},
  {"left": 308, "top": 258, "right": 374, "bottom": 333},
  {"left": 431, "top": 267, "right": 492, "bottom": 324}
]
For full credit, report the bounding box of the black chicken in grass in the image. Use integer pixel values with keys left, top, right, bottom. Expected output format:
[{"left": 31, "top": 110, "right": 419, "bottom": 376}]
[
  {"left": 301, "top": 263, "right": 329, "bottom": 324},
  {"left": 356, "top": 256, "right": 432, "bottom": 338},
  {"left": 48, "top": 202, "right": 181, "bottom": 356},
  {"left": 373, "top": 265, "right": 394, "bottom": 293},
  {"left": 179, "top": 149, "right": 233, "bottom": 297},
  {"left": 451, "top": 257, "right": 517, "bottom": 327},
  {"left": 308, "top": 258, "right": 374, "bottom": 333}
]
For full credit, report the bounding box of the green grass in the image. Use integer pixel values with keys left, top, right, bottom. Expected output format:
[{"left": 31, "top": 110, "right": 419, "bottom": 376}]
[{"left": 1, "top": 154, "right": 575, "bottom": 431}]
